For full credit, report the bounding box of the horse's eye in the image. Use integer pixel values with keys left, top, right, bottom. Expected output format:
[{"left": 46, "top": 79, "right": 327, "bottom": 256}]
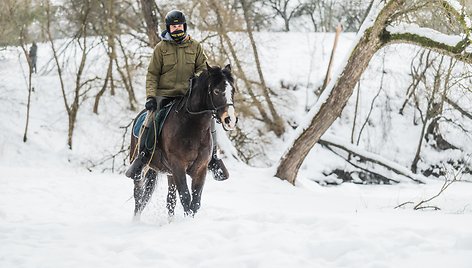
[{"left": 213, "top": 88, "right": 220, "bottom": 95}]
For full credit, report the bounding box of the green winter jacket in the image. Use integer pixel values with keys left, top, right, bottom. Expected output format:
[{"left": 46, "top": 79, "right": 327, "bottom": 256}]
[{"left": 145, "top": 33, "right": 207, "bottom": 98}]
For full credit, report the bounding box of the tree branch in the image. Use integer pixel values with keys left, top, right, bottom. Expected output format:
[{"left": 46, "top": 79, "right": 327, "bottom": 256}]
[
  {"left": 445, "top": 96, "right": 472, "bottom": 120},
  {"left": 319, "top": 135, "right": 425, "bottom": 183},
  {"left": 384, "top": 25, "right": 472, "bottom": 64}
]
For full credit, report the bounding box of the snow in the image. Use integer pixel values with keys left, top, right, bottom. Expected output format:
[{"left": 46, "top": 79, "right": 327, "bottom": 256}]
[
  {"left": 2, "top": 19, "right": 472, "bottom": 267},
  {"left": 2, "top": 164, "right": 472, "bottom": 268},
  {"left": 276, "top": 0, "right": 387, "bottom": 160},
  {"left": 387, "top": 23, "right": 465, "bottom": 47},
  {"left": 445, "top": 0, "right": 472, "bottom": 28}
]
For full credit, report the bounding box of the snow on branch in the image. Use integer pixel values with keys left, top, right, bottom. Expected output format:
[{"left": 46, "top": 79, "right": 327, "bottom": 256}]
[
  {"left": 385, "top": 0, "right": 472, "bottom": 63},
  {"left": 387, "top": 23, "right": 463, "bottom": 47},
  {"left": 385, "top": 23, "right": 472, "bottom": 64}
]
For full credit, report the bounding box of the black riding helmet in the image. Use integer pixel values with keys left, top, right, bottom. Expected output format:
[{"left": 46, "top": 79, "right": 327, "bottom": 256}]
[{"left": 165, "top": 10, "right": 187, "bottom": 33}]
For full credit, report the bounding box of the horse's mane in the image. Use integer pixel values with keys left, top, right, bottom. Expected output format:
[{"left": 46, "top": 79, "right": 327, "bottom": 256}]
[{"left": 193, "top": 65, "right": 234, "bottom": 92}]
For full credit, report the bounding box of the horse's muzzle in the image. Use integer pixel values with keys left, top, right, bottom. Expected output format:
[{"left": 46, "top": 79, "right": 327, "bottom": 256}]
[{"left": 221, "top": 106, "right": 237, "bottom": 131}]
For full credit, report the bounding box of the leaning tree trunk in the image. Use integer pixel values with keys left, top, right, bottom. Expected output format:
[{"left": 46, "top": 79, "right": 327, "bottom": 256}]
[{"left": 275, "top": 0, "right": 404, "bottom": 185}]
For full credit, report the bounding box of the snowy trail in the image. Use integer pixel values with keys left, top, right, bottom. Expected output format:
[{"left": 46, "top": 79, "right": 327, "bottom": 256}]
[{"left": 1, "top": 163, "right": 472, "bottom": 268}]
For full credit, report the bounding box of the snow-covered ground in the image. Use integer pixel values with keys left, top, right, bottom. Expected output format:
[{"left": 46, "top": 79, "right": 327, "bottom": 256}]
[
  {"left": 2, "top": 163, "right": 472, "bottom": 268},
  {"left": 1, "top": 31, "right": 472, "bottom": 267}
]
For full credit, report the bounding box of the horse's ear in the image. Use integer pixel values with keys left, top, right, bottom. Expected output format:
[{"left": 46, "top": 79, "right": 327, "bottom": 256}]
[
  {"left": 224, "top": 64, "right": 231, "bottom": 72},
  {"left": 206, "top": 62, "right": 212, "bottom": 71}
]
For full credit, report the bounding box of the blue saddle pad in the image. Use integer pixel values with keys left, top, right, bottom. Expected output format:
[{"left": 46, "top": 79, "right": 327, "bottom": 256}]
[
  {"left": 132, "top": 102, "right": 173, "bottom": 139},
  {"left": 133, "top": 112, "right": 147, "bottom": 138}
]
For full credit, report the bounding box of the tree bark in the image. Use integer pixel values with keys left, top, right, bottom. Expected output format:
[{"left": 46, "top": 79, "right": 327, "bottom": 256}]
[
  {"left": 139, "top": 0, "right": 161, "bottom": 48},
  {"left": 275, "top": 0, "right": 405, "bottom": 185}
]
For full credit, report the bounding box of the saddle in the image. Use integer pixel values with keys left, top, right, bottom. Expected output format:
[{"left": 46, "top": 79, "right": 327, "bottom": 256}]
[{"left": 133, "top": 101, "right": 174, "bottom": 150}]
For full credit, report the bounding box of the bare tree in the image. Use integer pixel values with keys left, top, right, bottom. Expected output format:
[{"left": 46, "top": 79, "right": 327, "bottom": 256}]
[
  {"left": 240, "top": 0, "right": 285, "bottom": 135},
  {"left": 4, "top": 0, "right": 36, "bottom": 142},
  {"left": 265, "top": 0, "right": 303, "bottom": 31},
  {"left": 48, "top": 0, "right": 99, "bottom": 149},
  {"left": 207, "top": 0, "right": 286, "bottom": 136},
  {"left": 276, "top": 0, "right": 472, "bottom": 185}
]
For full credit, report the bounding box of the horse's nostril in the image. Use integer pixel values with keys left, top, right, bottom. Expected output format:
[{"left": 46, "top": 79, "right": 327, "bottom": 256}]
[{"left": 224, "top": 117, "right": 231, "bottom": 124}]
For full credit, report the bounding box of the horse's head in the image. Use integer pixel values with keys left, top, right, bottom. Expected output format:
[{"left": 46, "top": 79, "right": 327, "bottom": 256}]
[{"left": 205, "top": 63, "right": 238, "bottom": 131}]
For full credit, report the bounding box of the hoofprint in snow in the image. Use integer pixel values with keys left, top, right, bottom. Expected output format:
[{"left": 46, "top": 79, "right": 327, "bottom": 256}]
[{"left": 1, "top": 162, "right": 472, "bottom": 268}]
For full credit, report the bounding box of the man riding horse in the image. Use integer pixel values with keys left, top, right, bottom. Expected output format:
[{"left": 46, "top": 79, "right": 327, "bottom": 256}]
[{"left": 126, "top": 10, "right": 229, "bottom": 181}]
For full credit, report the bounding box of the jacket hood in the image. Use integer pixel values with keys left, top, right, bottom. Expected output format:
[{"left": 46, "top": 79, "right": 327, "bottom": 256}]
[{"left": 161, "top": 30, "right": 173, "bottom": 41}]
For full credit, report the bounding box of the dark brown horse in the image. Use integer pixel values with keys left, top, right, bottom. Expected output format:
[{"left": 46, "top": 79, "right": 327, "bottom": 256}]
[{"left": 130, "top": 63, "right": 237, "bottom": 219}]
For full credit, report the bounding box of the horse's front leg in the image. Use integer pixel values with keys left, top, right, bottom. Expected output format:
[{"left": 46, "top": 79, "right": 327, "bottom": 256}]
[
  {"left": 172, "top": 169, "right": 192, "bottom": 216},
  {"left": 190, "top": 168, "right": 207, "bottom": 215}
]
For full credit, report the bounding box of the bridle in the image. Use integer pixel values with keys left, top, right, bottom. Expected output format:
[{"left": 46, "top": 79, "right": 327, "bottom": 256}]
[{"left": 184, "top": 76, "right": 235, "bottom": 123}]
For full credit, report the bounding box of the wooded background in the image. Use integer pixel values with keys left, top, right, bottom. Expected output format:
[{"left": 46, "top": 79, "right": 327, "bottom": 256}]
[{"left": 1, "top": 0, "right": 471, "bottom": 185}]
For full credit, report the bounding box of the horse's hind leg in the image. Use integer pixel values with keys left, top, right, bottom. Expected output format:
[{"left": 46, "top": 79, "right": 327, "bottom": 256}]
[
  {"left": 166, "top": 175, "right": 177, "bottom": 218},
  {"left": 141, "top": 169, "right": 157, "bottom": 209},
  {"left": 133, "top": 169, "right": 157, "bottom": 220}
]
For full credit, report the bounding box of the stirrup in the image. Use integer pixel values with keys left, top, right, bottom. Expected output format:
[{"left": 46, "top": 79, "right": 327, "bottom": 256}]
[
  {"left": 208, "top": 155, "right": 229, "bottom": 181},
  {"left": 125, "top": 151, "right": 148, "bottom": 180}
]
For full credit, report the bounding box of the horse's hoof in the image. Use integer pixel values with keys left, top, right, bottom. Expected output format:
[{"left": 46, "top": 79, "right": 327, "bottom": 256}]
[
  {"left": 209, "top": 158, "right": 229, "bottom": 181},
  {"left": 184, "top": 210, "right": 195, "bottom": 218}
]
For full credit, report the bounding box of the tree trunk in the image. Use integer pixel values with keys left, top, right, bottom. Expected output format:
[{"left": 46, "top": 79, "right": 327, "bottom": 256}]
[
  {"left": 275, "top": 0, "right": 404, "bottom": 185},
  {"left": 68, "top": 9, "right": 90, "bottom": 149},
  {"left": 93, "top": 58, "right": 112, "bottom": 114},
  {"left": 139, "top": 0, "right": 161, "bottom": 48},
  {"left": 210, "top": 0, "right": 276, "bottom": 132},
  {"left": 240, "top": 0, "right": 285, "bottom": 136},
  {"left": 116, "top": 36, "right": 138, "bottom": 110},
  {"left": 22, "top": 46, "right": 33, "bottom": 143},
  {"left": 67, "top": 108, "right": 78, "bottom": 150},
  {"left": 321, "top": 24, "right": 342, "bottom": 93}
]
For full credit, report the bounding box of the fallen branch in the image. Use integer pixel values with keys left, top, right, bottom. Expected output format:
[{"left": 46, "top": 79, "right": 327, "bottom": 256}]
[
  {"left": 320, "top": 134, "right": 425, "bottom": 183},
  {"left": 323, "top": 145, "right": 400, "bottom": 184},
  {"left": 445, "top": 96, "right": 472, "bottom": 121}
]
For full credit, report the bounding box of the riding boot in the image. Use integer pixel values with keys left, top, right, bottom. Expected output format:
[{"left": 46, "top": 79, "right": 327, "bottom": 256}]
[
  {"left": 125, "top": 129, "right": 152, "bottom": 180},
  {"left": 125, "top": 149, "right": 150, "bottom": 180},
  {"left": 208, "top": 119, "right": 229, "bottom": 181}
]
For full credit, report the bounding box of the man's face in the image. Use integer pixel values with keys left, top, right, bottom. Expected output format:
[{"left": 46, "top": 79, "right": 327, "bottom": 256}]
[{"left": 169, "top": 24, "right": 184, "bottom": 33}]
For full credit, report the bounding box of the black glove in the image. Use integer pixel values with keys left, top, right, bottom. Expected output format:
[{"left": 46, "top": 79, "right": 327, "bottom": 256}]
[{"left": 145, "top": 97, "right": 157, "bottom": 111}]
